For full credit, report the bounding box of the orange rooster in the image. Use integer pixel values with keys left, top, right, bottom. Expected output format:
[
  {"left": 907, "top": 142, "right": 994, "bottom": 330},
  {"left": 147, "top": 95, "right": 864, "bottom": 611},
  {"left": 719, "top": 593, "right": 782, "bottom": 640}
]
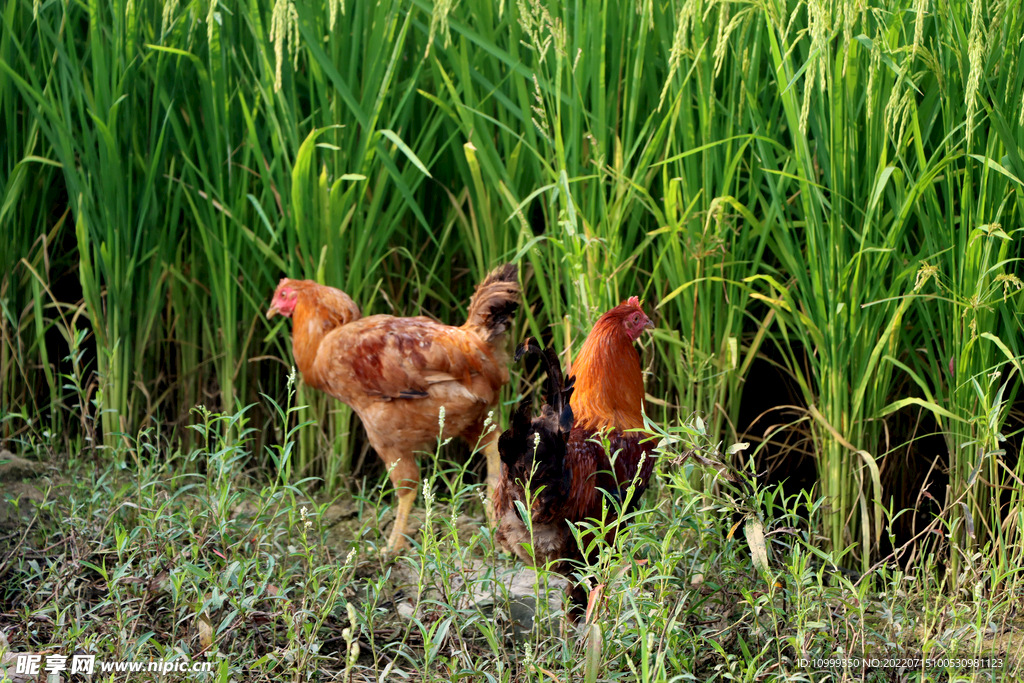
[
  {"left": 267, "top": 264, "right": 520, "bottom": 552},
  {"left": 494, "top": 297, "right": 657, "bottom": 612}
]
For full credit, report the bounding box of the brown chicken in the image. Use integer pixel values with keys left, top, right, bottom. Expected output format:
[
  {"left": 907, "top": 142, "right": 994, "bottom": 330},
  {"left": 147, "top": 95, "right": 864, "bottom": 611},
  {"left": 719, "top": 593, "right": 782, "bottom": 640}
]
[
  {"left": 494, "top": 297, "right": 657, "bottom": 612},
  {"left": 267, "top": 264, "right": 520, "bottom": 551}
]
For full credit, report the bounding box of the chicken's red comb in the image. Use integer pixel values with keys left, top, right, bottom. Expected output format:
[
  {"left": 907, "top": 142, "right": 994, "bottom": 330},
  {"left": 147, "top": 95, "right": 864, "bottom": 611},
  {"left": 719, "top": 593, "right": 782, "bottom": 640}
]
[{"left": 626, "top": 295, "right": 644, "bottom": 309}]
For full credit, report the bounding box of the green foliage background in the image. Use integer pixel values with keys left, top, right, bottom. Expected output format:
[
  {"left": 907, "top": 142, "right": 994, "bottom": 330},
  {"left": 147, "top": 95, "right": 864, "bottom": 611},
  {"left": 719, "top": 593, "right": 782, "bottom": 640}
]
[{"left": 1, "top": 0, "right": 1023, "bottom": 572}]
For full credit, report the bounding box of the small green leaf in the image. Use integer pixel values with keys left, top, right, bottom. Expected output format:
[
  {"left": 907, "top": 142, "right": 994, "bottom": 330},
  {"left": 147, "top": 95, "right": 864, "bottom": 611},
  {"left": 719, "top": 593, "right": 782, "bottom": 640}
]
[{"left": 379, "top": 129, "right": 432, "bottom": 177}]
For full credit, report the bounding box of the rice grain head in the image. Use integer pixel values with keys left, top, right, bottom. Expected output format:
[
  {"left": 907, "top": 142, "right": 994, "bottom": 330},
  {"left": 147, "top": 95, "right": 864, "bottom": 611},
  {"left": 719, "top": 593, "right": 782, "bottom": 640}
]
[
  {"left": 917, "top": 46, "right": 945, "bottom": 92},
  {"left": 712, "top": 0, "right": 729, "bottom": 78},
  {"left": 738, "top": 47, "right": 750, "bottom": 121},
  {"left": 912, "top": 0, "right": 928, "bottom": 58},
  {"left": 914, "top": 263, "right": 938, "bottom": 292},
  {"left": 530, "top": 73, "right": 551, "bottom": 141},
  {"left": 425, "top": 0, "right": 455, "bottom": 58},
  {"left": 799, "top": 66, "right": 814, "bottom": 135},
  {"left": 885, "top": 82, "right": 915, "bottom": 148},
  {"left": 161, "top": 0, "right": 179, "bottom": 37},
  {"left": 842, "top": 0, "right": 860, "bottom": 76},
  {"left": 269, "top": 0, "right": 299, "bottom": 92},
  {"left": 797, "top": 0, "right": 831, "bottom": 134},
  {"left": 206, "top": 0, "right": 215, "bottom": 48},
  {"left": 865, "top": 28, "right": 882, "bottom": 119},
  {"left": 658, "top": 0, "right": 698, "bottom": 111},
  {"left": 329, "top": 0, "right": 345, "bottom": 32},
  {"left": 807, "top": 0, "right": 829, "bottom": 93},
  {"left": 964, "top": 0, "right": 986, "bottom": 148},
  {"left": 517, "top": 0, "right": 555, "bottom": 63},
  {"left": 995, "top": 274, "right": 1023, "bottom": 299}
]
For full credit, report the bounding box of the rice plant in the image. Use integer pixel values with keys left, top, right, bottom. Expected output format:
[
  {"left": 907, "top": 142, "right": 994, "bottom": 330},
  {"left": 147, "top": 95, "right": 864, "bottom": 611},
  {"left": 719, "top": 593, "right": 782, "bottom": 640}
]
[{"left": 747, "top": 0, "right": 1023, "bottom": 573}]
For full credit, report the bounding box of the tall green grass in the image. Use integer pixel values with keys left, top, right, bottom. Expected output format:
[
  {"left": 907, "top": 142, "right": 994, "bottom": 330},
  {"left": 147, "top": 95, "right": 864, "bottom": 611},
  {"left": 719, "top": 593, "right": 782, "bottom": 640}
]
[{"left": 1, "top": 0, "right": 1022, "bottom": 576}]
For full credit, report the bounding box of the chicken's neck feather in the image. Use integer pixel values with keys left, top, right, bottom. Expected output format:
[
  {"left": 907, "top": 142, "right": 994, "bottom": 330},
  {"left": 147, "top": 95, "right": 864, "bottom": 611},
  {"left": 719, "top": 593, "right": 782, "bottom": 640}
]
[
  {"left": 569, "top": 320, "right": 646, "bottom": 431},
  {"left": 291, "top": 285, "right": 360, "bottom": 390}
]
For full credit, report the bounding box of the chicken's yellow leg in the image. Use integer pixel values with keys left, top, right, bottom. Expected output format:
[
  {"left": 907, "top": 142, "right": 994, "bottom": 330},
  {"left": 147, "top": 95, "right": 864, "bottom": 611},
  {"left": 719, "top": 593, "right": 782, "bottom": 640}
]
[
  {"left": 483, "top": 436, "right": 501, "bottom": 526},
  {"left": 384, "top": 454, "right": 420, "bottom": 554},
  {"left": 386, "top": 488, "right": 416, "bottom": 553}
]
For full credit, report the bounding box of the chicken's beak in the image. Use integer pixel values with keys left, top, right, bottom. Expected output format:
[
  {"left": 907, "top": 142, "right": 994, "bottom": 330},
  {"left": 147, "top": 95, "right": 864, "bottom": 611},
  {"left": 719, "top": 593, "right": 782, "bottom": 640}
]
[
  {"left": 644, "top": 316, "right": 655, "bottom": 331},
  {"left": 266, "top": 304, "right": 280, "bottom": 319}
]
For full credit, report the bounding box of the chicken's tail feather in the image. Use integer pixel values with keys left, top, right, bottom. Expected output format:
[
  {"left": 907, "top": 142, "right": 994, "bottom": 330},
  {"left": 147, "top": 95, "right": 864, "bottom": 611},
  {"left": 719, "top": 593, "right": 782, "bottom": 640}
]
[
  {"left": 514, "top": 337, "right": 574, "bottom": 432},
  {"left": 499, "top": 400, "right": 534, "bottom": 469},
  {"left": 463, "top": 263, "right": 520, "bottom": 342}
]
